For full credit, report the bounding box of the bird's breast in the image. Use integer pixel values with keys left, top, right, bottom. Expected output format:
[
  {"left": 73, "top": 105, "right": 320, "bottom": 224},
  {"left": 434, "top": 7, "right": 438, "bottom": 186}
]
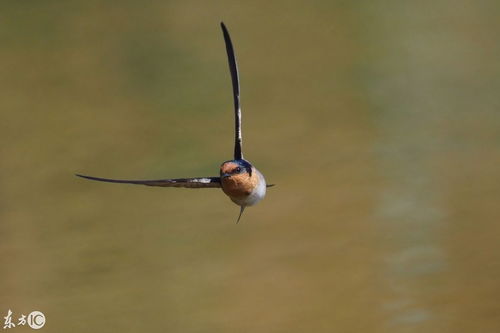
[
  {"left": 221, "top": 173, "right": 257, "bottom": 198},
  {"left": 221, "top": 168, "right": 266, "bottom": 206}
]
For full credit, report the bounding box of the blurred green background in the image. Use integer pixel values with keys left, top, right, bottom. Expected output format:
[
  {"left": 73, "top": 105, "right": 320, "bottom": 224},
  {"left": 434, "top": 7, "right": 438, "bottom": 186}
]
[{"left": 1, "top": 1, "right": 500, "bottom": 332}]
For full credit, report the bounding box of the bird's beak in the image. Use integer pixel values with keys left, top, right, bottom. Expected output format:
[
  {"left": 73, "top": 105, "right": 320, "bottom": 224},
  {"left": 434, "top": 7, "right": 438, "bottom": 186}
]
[{"left": 221, "top": 173, "right": 231, "bottom": 178}]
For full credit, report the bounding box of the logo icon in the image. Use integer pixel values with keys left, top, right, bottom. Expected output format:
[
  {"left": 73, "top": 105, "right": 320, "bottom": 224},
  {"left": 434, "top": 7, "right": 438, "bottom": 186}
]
[{"left": 27, "top": 311, "right": 45, "bottom": 329}]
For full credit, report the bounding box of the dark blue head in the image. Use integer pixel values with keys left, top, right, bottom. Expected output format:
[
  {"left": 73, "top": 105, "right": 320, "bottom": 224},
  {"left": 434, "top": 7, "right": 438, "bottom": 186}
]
[{"left": 220, "top": 159, "right": 252, "bottom": 178}]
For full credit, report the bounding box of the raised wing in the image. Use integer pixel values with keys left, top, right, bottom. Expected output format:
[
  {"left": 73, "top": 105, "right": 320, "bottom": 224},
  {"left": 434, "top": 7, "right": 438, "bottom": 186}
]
[
  {"left": 221, "top": 22, "right": 243, "bottom": 160},
  {"left": 76, "top": 174, "right": 221, "bottom": 188}
]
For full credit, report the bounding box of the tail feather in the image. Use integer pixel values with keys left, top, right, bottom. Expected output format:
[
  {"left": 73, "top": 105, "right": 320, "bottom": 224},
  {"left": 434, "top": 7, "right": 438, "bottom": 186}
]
[{"left": 236, "top": 206, "right": 246, "bottom": 224}]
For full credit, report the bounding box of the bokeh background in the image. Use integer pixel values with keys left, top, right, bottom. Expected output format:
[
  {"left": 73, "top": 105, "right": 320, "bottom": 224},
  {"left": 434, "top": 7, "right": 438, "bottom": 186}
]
[{"left": 1, "top": 1, "right": 499, "bottom": 332}]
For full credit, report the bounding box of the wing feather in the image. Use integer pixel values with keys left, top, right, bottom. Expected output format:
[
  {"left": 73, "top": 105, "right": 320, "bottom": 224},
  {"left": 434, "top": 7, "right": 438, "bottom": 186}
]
[
  {"left": 76, "top": 174, "right": 221, "bottom": 188},
  {"left": 221, "top": 22, "right": 243, "bottom": 160}
]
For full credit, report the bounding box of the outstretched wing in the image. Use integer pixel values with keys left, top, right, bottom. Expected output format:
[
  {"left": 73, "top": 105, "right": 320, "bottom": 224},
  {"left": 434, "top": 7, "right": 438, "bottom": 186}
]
[
  {"left": 76, "top": 174, "right": 221, "bottom": 188},
  {"left": 221, "top": 22, "right": 243, "bottom": 160}
]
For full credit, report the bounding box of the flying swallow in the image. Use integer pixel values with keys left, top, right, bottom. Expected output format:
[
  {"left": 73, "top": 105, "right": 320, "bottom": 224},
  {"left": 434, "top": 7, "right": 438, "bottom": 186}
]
[{"left": 77, "top": 22, "right": 273, "bottom": 223}]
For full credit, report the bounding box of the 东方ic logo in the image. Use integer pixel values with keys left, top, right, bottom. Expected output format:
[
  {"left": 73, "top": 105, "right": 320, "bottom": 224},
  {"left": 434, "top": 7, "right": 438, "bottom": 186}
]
[{"left": 3, "top": 310, "right": 46, "bottom": 330}]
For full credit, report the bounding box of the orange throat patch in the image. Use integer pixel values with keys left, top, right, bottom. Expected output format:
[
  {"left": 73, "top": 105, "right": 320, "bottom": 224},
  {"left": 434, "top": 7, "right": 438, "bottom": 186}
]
[{"left": 221, "top": 172, "right": 258, "bottom": 199}]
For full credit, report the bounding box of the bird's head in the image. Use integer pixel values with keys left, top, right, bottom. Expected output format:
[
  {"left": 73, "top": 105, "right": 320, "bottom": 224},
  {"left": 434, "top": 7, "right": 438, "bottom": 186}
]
[{"left": 220, "top": 159, "right": 252, "bottom": 179}]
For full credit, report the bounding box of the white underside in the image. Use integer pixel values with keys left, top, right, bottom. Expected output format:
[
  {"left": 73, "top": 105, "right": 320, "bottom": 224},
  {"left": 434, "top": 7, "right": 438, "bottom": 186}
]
[{"left": 230, "top": 168, "right": 267, "bottom": 207}]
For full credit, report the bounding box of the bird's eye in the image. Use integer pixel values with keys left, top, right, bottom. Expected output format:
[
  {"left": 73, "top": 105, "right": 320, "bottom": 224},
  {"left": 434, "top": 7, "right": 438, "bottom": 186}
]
[{"left": 235, "top": 167, "right": 241, "bottom": 173}]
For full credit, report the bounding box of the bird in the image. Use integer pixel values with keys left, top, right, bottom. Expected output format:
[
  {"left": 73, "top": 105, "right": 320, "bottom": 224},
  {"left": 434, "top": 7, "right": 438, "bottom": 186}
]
[{"left": 76, "top": 22, "right": 273, "bottom": 223}]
